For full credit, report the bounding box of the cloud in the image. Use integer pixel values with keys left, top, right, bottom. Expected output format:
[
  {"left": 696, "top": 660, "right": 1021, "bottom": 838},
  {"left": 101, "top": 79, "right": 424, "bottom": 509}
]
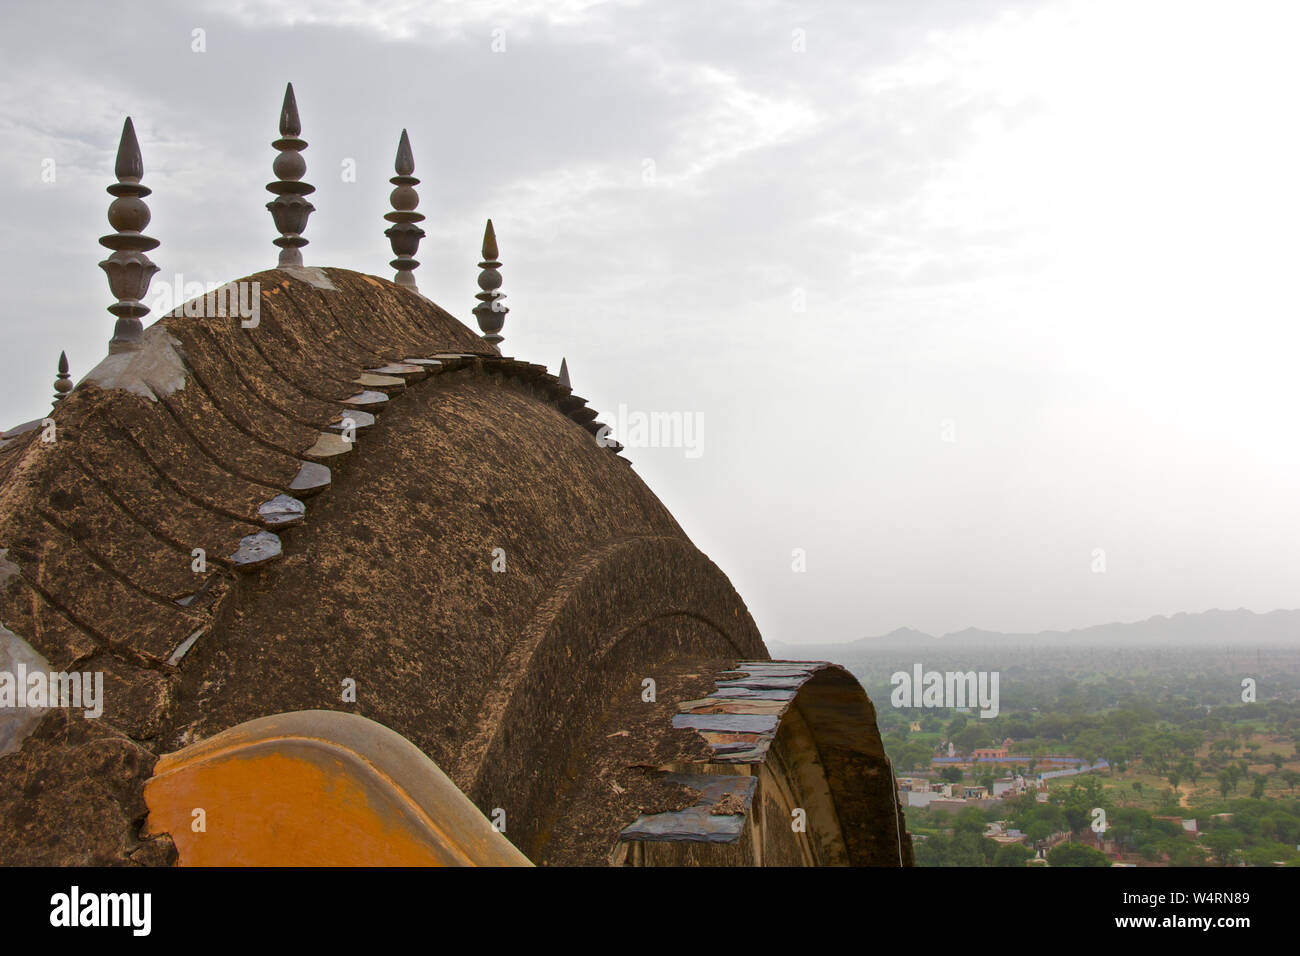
[{"left": 2, "top": 0, "right": 1298, "bottom": 641}]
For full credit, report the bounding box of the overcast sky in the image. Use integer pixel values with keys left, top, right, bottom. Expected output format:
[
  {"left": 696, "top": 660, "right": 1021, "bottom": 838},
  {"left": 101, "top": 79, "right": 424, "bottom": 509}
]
[{"left": 2, "top": 0, "right": 1298, "bottom": 644}]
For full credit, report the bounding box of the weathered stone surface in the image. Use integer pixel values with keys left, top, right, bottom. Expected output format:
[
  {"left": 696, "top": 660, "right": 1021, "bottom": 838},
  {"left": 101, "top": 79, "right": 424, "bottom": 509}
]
[
  {"left": 0, "top": 711, "right": 171, "bottom": 865},
  {"left": 83, "top": 327, "right": 187, "bottom": 402},
  {"left": 86, "top": 653, "right": 177, "bottom": 741}
]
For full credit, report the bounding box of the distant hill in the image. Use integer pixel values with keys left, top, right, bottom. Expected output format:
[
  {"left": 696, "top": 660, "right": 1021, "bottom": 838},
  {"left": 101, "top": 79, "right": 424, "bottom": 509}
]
[{"left": 766, "top": 608, "right": 1300, "bottom": 654}]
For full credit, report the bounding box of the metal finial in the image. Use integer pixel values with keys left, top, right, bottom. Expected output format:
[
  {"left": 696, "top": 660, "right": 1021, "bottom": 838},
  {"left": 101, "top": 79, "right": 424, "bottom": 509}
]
[
  {"left": 472, "top": 219, "right": 507, "bottom": 347},
  {"left": 384, "top": 129, "right": 425, "bottom": 293},
  {"left": 558, "top": 357, "right": 570, "bottom": 389},
  {"left": 52, "top": 352, "right": 72, "bottom": 405},
  {"left": 265, "top": 83, "right": 315, "bottom": 268},
  {"left": 98, "top": 117, "right": 160, "bottom": 354}
]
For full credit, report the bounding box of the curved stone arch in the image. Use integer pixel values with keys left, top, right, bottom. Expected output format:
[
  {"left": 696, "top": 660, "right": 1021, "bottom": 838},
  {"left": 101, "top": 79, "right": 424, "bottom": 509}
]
[
  {"left": 626, "top": 662, "right": 913, "bottom": 866},
  {"left": 464, "top": 534, "right": 766, "bottom": 857},
  {"left": 759, "top": 709, "right": 825, "bottom": 866},
  {"left": 781, "top": 667, "right": 911, "bottom": 866}
]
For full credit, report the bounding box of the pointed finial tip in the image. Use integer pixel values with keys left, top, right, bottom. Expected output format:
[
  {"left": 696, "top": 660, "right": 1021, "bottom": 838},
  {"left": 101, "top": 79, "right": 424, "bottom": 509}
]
[
  {"left": 394, "top": 128, "right": 414, "bottom": 175},
  {"left": 114, "top": 116, "right": 143, "bottom": 181},
  {"left": 558, "top": 357, "right": 570, "bottom": 388},
  {"left": 279, "top": 82, "right": 301, "bottom": 137},
  {"left": 482, "top": 218, "right": 498, "bottom": 260},
  {"left": 58, "top": 351, "right": 69, "bottom": 374}
]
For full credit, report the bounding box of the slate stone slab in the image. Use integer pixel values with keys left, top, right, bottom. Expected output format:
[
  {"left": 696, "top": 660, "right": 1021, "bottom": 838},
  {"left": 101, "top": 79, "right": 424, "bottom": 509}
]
[
  {"left": 677, "top": 697, "right": 788, "bottom": 715},
  {"left": 353, "top": 373, "right": 404, "bottom": 389},
  {"left": 619, "top": 774, "right": 756, "bottom": 843},
  {"left": 715, "top": 676, "right": 807, "bottom": 690},
  {"left": 258, "top": 493, "right": 306, "bottom": 528},
  {"left": 719, "top": 668, "right": 812, "bottom": 679},
  {"left": 712, "top": 746, "right": 771, "bottom": 764},
  {"left": 342, "top": 389, "right": 389, "bottom": 407},
  {"left": 289, "top": 461, "right": 331, "bottom": 495},
  {"left": 367, "top": 363, "right": 425, "bottom": 379},
  {"left": 304, "top": 432, "right": 352, "bottom": 459},
  {"left": 672, "top": 713, "right": 779, "bottom": 734},
  {"left": 707, "top": 687, "right": 796, "bottom": 701},
  {"left": 229, "top": 531, "right": 282, "bottom": 569},
  {"left": 706, "top": 740, "right": 761, "bottom": 754},
  {"left": 327, "top": 409, "right": 375, "bottom": 432}
]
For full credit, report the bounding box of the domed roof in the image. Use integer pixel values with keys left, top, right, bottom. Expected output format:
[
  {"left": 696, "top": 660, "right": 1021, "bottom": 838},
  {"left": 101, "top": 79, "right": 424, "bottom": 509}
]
[
  {"left": 0, "top": 267, "right": 786, "bottom": 864},
  {"left": 0, "top": 93, "right": 910, "bottom": 868}
]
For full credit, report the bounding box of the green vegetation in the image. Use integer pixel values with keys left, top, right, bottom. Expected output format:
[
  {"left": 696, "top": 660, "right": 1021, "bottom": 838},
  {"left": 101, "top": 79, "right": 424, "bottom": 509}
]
[{"left": 849, "top": 646, "right": 1300, "bottom": 866}]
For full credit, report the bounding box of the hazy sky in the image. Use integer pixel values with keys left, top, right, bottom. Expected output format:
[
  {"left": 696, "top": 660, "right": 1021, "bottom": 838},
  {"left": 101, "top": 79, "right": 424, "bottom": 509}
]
[{"left": 2, "top": 0, "right": 1297, "bottom": 644}]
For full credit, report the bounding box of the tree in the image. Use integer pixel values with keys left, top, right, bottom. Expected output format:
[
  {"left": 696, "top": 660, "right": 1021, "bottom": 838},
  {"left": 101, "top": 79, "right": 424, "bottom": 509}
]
[
  {"left": 993, "top": 843, "right": 1033, "bottom": 867},
  {"left": 941, "top": 766, "right": 963, "bottom": 784},
  {"left": 914, "top": 831, "right": 997, "bottom": 867},
  {"left": 1283, "top": 770, "right": 1300, "bottom": 794},
  {"left": 1162, "top": 840, "right": 1206, "bottom": 866},
  {"left": 1271, "top": 754, "right": 1284, "bottom": 772},
  {"left": 953, "top": 806, "right": 987, "bottom": 836},
  {"left": 955, "top": 724, "right": 988, "bottom": 755},
  {"left": 1048, "top": 842, "right": 1110, "bottom": 867},
  {"left": 1251, "top": 775, "right": 1267, "bottom": 799},
  {"left": 1201, "top": 830, "right": 1243, "bottom": 866},
  {"left": 1026, "top": 820, "right": 1055, "bottom": 844}
]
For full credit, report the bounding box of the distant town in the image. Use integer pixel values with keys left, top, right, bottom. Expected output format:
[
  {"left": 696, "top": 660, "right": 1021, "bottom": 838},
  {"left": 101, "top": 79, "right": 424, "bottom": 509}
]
[{"left": 773, "top": 623, "right": 1300, "bottom": 866}]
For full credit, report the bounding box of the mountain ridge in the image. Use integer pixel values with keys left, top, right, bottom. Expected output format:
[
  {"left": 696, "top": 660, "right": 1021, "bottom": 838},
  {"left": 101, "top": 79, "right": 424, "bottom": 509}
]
[{"left": 766, "top": 607, "right": 1300, "bottom": 652}]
